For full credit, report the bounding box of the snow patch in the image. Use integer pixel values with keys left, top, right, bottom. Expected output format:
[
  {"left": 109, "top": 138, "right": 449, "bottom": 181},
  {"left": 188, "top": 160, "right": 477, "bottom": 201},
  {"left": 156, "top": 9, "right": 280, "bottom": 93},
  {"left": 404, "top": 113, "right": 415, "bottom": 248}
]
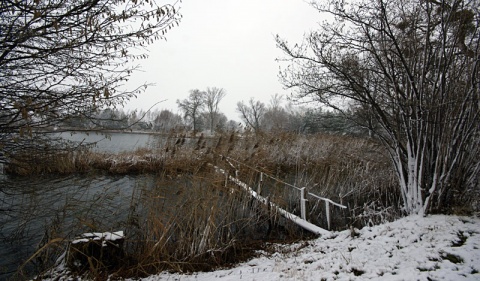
[{"left": 72, "top": 231, "right": 124, "bottom": 245}]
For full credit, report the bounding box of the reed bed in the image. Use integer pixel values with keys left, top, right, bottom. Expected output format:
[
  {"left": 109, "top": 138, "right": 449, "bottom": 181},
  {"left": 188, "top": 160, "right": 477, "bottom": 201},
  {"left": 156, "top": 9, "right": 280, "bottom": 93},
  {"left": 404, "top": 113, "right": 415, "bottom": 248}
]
[
  {"left": 7, "top": 131, "right": 403, "bottom": 279},
  {"left": 6, "top": 131, "right": 401, "bottom": 228},
  {"left": 114, "top": 172, "right": 304, "bottom": 279},
  {"left": 24, "top": 171, "right": 304, "bottom": 280},
  {"left": 211, "top": 132, "right": 400, "bottom": 229}
]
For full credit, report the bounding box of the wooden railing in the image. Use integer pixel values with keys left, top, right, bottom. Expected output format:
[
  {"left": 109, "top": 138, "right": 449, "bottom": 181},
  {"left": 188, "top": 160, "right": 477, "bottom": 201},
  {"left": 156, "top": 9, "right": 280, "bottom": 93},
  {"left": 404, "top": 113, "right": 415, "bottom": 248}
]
[{"left": 214, "top": 155, "right": 347, "bottom": 234}]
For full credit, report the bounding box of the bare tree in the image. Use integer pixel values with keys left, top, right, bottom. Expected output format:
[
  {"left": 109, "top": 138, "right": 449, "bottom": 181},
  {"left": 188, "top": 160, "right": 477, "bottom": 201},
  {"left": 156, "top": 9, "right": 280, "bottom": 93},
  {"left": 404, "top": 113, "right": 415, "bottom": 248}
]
[
  {"left": 236, "top": 98, "right": 266, "bottom": 134},
  {"left": 0, "top": 0, "right": 180, "bottom": 164},
  {"left": 94, "top": 108, "right": 129, "bottom": 129},
  {"left": 262, "top": 94, "right": 290, "bottom": 132},
  {"left": 269, "top": 93, "right": 283, "bottom": 111},
  {"left": 153, "top": 109, "right": 183, "bottom": 132},
  {"left": 177, "top": 89, "right": 205, "bottom": 134},
  {"left": 226, "top": 120, "right": 241, "bottom": 132},
  {"left": 200, "top": 111, "right": 228, "bottom": 133},
  {"left": 204, "top": 87, "right": 226, "bottom": 133},
  {"left": 277, "top": 0, "right": 480, "bottom": 214}
]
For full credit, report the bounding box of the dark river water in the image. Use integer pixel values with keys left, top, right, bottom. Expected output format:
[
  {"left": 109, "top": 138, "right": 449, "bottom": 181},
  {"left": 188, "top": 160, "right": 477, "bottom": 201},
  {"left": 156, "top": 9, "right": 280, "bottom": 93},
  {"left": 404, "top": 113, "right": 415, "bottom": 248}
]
[
  {"left": 0, "top": 132, "right": 319, "bottom": 280},
  {"left": 0, "top": 132, "right": 161, "bottom": 280}
]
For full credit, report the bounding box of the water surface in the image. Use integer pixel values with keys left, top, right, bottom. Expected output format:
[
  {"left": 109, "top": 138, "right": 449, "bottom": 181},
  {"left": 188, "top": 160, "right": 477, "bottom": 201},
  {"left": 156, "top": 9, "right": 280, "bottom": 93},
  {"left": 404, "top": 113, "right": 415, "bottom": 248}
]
[
  {"left": 55, "top": 131, "right": 159, "bottom": 153},
  {"left": 0, "top": 132, "right": 163, "bottom": 280}
]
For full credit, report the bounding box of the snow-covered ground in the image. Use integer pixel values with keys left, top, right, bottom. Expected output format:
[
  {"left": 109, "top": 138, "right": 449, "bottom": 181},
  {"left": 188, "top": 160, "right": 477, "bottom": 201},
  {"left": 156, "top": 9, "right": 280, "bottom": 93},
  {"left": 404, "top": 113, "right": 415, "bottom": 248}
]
[{"left": 140, "top": 215, "right": 480, "bottom": 281}]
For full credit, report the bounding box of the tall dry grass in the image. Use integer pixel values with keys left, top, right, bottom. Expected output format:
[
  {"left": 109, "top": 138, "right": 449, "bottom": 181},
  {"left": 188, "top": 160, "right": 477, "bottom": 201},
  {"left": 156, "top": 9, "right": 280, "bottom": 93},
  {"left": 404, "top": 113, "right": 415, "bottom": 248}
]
[
  {"left": 12, "top": 131, "right": 403, "bottom": 279},
  {"left": 118, "top": 172, "right": 296, "bottom": 277},
  {"left": 30, "top": 171, "right": 303, "bottom": 280},
  {"left": 7, "top": 131, "right": 401, "bottom": 228},
  {"left": 209, "top": 132, "right": 400, "bottom": 229},
  {"left": 5, "top": 131, "right": 208, "bottom": 175}
]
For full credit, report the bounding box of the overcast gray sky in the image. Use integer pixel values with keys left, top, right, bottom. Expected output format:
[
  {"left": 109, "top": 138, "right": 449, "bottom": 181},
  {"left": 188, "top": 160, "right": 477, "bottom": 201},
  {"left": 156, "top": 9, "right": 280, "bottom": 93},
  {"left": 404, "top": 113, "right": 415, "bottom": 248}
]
[{"left": 125, "top": 0, "right": 320, "bottom": 121}]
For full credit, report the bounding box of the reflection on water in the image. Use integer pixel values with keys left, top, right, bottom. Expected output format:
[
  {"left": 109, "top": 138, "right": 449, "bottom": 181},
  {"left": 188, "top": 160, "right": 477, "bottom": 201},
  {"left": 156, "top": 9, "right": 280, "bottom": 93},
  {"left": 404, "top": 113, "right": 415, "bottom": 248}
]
[{"left": 0, "top": 174, "right": 155, "bottom": 280}]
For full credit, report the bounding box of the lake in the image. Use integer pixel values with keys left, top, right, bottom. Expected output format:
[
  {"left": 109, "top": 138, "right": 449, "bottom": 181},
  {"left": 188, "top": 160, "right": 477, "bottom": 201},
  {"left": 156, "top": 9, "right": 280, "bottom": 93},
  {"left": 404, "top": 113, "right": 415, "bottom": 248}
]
[{"left": 54, "top": 131, "right": 160, "bottom": 153}]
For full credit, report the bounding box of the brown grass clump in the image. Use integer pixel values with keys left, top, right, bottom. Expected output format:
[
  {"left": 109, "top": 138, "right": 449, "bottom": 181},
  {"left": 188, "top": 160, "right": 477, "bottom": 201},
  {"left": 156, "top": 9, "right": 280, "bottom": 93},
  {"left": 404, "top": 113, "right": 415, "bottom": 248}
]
[
  {"left": 6, "top": 145, "right": 205, "bottom": 176},
  {"left": 116, "top": 171, "right": 299, "bottom": 278},
  {"left": 208, "top": 132, "right": 401, "bottom": 229},
  {"left": 29, "top": 170, "right": 304, "bottom": 280}
]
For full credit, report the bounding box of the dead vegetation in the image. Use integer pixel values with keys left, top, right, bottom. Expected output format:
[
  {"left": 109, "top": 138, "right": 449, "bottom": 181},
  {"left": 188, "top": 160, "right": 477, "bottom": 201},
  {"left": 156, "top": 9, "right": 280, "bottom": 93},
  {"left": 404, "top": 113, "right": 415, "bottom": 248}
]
[
  {"left": 7, "top": 131, "right": 405, "bottom": 280},
  {"left": 7, "top": 131, "right": 401, "bottom": 230}
]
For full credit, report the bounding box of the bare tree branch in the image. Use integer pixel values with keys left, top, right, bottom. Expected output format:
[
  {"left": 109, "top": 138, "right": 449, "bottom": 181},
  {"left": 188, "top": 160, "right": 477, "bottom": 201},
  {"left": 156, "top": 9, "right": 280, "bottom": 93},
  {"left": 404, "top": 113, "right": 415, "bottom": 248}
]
[
  {"left": 0, "top": 0, "right": 181, "bottom": 163},
  {"left": 277, "top": 0, "right": 480, "bottom": 214}
]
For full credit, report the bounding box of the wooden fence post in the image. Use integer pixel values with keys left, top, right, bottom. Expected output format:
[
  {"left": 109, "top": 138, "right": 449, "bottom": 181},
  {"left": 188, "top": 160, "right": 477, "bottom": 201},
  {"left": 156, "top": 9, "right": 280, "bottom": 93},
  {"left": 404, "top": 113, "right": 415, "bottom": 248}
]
[
  {"left": 257, "top": 172, "right": 263, "bottom": 195},
  {"left": 300, "top": 187, "right": 307, "bottom": 220},
  {"left": 325, "top": 201, "right": 331, "bottom": 230}
]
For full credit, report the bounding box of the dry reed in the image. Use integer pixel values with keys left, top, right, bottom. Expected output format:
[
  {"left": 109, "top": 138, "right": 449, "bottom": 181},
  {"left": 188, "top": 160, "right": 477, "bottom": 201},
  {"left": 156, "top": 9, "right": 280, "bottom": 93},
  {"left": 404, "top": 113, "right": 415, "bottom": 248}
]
[
  {"left": 115, "top": 170, "right": 304, "bottom": 278},
  {"left": 12, "top": 131, "right": 403, "bottom": 280}
]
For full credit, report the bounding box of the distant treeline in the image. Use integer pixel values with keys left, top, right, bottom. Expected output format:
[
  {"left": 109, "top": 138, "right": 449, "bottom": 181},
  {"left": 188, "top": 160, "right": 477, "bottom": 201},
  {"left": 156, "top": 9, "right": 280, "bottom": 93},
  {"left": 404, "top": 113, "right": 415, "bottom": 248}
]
[{"left": 62, "top": 102, "right": 371, "bottom": 137}]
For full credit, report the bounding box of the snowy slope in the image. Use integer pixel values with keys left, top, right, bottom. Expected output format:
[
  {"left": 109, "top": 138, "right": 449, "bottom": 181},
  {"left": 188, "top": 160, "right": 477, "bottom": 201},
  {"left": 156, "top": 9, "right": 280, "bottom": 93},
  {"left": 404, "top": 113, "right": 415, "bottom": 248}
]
[{"left": 141, "top": 215, "right": 480, "bottom": 281}]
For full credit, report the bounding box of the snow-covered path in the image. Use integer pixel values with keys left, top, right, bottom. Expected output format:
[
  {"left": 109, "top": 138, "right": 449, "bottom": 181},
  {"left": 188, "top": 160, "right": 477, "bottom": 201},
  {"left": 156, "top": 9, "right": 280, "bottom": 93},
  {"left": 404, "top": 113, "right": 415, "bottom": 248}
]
[{"left": 142, "top": 215, "right": 480, "bottom": 281}]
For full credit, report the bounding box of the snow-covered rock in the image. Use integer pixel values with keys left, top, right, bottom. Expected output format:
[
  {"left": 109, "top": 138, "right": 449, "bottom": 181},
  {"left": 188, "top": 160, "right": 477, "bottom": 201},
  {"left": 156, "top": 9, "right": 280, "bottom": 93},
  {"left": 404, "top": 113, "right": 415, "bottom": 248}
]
[{"left": 68, "top": 231, "right": 125, "bottom": 273}]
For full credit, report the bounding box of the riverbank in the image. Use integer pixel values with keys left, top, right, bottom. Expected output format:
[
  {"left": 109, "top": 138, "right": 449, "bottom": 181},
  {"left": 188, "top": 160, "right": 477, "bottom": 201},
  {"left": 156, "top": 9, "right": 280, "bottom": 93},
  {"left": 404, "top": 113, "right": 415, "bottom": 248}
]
[
  {"left": 133, "top": 214, "right": 480, "bottom": 281},
  {"left": 41, "top": 214, "right": 480, "bottom": 280},
  {"left": 4, "top": 132, "right": 479, "bottom": 280}
]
